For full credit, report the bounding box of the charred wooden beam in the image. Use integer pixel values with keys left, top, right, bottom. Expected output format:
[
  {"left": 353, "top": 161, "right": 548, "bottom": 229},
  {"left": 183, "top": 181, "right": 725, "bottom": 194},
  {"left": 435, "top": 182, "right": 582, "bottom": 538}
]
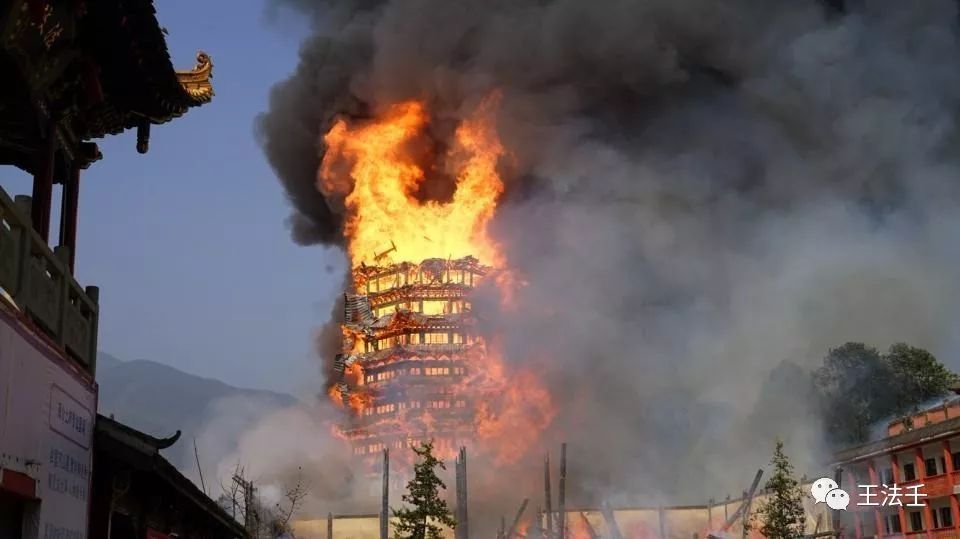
[
  {"left": 455, "top": 446, "right": 469, "bottom": 539},
  {"left": 601, "top": 501, "right": 623, "bottom": 539},
  {"left": 544, "top": 454, "right": 553, "bottom": 537},
  {"left": 558, "top": 444, "right": 567, "bottom": 539},
  {"left": 720, "top": 469, "right": 763, "bottom": 532},
  {"left": 659, "top": 505, "right": 667, "bottom": 539},
  {"left": 579, "top": 513, "right": 599, "bottom": 539},
  {"left": 380, "top": 448, "right": 389, "bottom": 539},
  {"left": 506, "top": 498, "right": 529, "bottom": 539}
]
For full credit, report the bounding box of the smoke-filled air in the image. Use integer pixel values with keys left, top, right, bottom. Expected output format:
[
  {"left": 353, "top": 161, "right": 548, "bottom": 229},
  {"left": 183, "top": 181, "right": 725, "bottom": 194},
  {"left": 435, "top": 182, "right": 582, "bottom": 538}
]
[{"left": 224, "top": 0, "right": 960, "bottom": 530}]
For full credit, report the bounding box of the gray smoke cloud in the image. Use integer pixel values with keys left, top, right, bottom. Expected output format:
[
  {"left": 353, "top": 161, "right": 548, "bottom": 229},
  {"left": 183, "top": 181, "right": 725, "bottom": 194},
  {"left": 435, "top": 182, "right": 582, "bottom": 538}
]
[{"left": 252, "top": 0, "right": 960, "bottom": 524}]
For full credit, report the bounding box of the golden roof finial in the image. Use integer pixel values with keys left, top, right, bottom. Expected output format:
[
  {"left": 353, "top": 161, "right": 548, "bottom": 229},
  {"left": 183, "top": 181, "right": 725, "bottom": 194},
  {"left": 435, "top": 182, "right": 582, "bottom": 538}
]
[{"left": 176, "top": 51, "right": 214, "bottom": 104}]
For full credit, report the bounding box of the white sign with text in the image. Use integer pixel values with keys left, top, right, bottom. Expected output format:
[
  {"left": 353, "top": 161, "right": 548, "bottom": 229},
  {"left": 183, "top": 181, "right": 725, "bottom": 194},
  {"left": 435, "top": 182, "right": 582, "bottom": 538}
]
[{"left": 0, "top": 312, "right": 96, "bottom": 539}]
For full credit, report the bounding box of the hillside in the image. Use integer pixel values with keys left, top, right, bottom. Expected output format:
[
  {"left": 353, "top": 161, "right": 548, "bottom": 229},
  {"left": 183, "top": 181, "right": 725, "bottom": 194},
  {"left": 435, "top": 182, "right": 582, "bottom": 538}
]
[{"left": 96, "top": 352, "right": 299, "bottom": 476}]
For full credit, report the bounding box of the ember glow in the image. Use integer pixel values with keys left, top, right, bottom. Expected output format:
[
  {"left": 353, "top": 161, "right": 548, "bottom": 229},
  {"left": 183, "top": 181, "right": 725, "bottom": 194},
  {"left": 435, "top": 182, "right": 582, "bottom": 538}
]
[{"left": 320, "top": 95, "right": 554, "bottom": 465}]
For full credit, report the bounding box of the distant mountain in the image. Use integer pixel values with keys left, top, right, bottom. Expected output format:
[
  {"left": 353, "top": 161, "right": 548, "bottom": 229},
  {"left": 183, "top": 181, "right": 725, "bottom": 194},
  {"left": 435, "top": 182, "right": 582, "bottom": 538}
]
[{"left": 95, "top": 352, "right": 299, "bottom": 477}]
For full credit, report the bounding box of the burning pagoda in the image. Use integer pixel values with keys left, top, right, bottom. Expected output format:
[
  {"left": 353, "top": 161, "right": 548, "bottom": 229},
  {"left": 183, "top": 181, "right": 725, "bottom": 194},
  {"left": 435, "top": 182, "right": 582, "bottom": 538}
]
[
  {"left": 333, "top": 254, "right": 489, "bottom": 460},
  {"left": 321, "top": 98, "right": 553, "bottom": 467}
]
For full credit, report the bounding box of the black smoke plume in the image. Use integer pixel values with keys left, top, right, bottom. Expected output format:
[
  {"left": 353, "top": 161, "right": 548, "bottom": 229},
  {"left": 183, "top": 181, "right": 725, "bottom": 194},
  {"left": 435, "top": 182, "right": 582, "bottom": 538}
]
[{"left": 252, "top": 0, "right": 960, "bottom": 520}]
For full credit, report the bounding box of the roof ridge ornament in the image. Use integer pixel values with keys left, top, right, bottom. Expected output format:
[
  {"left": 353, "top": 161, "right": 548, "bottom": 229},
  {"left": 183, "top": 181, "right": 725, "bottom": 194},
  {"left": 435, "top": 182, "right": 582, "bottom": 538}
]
[{"left": 175, "top": 51, "right": 214, "bottom": 103}]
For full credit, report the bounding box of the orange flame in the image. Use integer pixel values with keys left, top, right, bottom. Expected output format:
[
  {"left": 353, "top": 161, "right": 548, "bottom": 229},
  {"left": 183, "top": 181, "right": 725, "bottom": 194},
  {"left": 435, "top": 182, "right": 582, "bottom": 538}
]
[{"left": 321, "top": 98, "right": 504, "bottom": 266}]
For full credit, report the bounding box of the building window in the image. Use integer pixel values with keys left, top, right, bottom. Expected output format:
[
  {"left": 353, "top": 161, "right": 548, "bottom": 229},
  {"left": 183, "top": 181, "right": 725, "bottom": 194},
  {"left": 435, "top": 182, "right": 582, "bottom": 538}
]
[
  {"left": 885, "top": 514, "right": 902, "bottom": 534},
  {"left": 455, "top": 400, "right": 466, "bottom": 408},
  {"left": 421, "top": 300, "right": 447, "bottom": 315},
  {"left": 880, "top": 468, "right": 894, "bottom": 485},
  {"left": 909, "top": 511, "right": 924, "bottom": 532},
  {"left": 903, "top": 463, "right": 917, "bottom": 482},
  {"left": 410, "top": 367, "right": 422, "bottom": 375},
  {"left": 952, "top": 452, "right": 960, "bottom": 471},
  {"left": 940, "top": 507, "right": 953, "bottom": 528},
  {"left": 424, "top": 333, "right": 449, "bottom": 345},
  {"left": 925, "top": 457, "right": 945, "bottom": 477},
  {"left": 934, "top": 507, "right": 954, "bottom": 529}
]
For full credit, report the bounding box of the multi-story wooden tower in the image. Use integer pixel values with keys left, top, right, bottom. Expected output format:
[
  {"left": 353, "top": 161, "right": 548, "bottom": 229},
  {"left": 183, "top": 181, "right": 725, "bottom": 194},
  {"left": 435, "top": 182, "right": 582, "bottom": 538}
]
[{"left": 333, "top": 256, "right": 489, "bottom": 462}]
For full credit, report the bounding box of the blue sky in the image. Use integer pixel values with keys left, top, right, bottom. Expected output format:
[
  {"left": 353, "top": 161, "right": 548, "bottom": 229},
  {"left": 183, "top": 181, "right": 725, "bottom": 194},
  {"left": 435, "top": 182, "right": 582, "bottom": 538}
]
[{"left": 1, "top": 0, "right": 344, "bottom": 395}]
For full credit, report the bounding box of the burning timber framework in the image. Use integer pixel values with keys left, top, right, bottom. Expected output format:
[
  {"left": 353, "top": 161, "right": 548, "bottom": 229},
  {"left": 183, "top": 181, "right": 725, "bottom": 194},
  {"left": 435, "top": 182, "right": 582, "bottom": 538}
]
[{"left": 333, "top": 255, "right": 490, "bottom": 460}]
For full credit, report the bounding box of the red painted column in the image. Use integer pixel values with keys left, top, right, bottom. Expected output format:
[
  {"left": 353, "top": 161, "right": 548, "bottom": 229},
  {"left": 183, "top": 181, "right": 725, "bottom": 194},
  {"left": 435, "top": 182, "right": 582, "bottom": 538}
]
[
  {"left": 944, "top": 441, "right": 960, "bottom": 534},
  {"left": 870, "top": 459, "right": 885, "bottom": 538},
  {"left": 952, "top": 496, "right": 960, "bottom": 534},
  {"left": 893, "top": 454, "right": 909, "bottom": 535},
  {"left": 849, "top": 470, "right": 863, "bottom": 539},
  {"left": 31, "top": 121, "right": 58, "bottom": 242},
  {"left": 58, "top": 163, "right": 80, "bottom": 273},
  {"left": 917, "top": 448, "right": 934, "bottom": 538}
]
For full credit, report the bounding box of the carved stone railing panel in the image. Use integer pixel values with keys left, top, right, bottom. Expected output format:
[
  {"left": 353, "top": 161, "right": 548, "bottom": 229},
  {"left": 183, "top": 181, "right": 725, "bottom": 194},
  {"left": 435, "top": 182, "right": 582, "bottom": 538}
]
[{"left": 0, "top": 186, "right": 98, "bottom": 374}]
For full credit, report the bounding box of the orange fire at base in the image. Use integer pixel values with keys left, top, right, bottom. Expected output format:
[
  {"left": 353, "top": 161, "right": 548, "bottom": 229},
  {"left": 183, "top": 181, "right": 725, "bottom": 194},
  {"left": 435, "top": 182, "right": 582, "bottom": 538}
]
[{"left": 320, "top": 95, "right": 554, "bottom": 468}]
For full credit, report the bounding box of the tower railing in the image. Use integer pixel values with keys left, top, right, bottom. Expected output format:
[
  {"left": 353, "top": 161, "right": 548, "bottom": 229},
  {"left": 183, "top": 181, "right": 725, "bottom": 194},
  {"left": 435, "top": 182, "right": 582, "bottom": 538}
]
[{"left": 0, "top": 186, "right": 99, "bottom": 374}]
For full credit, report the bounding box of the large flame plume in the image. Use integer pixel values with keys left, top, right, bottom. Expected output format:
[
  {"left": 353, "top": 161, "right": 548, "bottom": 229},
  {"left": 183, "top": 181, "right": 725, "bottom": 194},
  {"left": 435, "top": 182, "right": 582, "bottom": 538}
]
[{"left": 320, "top": 98, "right": 505, "bottom": 267}]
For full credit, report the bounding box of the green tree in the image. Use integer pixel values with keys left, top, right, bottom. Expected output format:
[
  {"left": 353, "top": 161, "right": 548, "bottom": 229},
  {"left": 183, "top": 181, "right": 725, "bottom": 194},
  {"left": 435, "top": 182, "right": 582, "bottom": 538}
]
[
  {"left": 813, "top": 342, "right": 894, "bottom": 444},
  {"left": 813, "top": 342, "right": 958, "bottom": 446},
  {"left": 756, "top": 439, "right": 806, "bottom": 539},
  {"left": 886, "top": 343, "right": 958, "bottom": 414},
  {"left": 393, "top": 441, "right": 456, "bottom": 539}
]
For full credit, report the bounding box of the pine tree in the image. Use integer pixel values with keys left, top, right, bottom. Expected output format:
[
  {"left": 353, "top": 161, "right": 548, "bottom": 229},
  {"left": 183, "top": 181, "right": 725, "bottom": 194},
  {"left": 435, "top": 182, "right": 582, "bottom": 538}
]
[
  {"left": 757, "top": 439, "right": 806, "bottom": 539},
  {"left": 393, "top": 441, "right": 457, "bottom": 539}
]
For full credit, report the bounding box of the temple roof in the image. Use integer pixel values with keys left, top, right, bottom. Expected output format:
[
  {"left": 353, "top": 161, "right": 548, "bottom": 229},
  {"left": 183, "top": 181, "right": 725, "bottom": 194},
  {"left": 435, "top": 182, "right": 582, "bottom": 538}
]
[
  {"left": 79, "top": 0, "right": 215, "bottom": 137},
  {"left": 0, "top": 0, "right": 214, "bottom": 176},
  {"left": 95, "top": 414, "right": 245, "bottom": 536}
]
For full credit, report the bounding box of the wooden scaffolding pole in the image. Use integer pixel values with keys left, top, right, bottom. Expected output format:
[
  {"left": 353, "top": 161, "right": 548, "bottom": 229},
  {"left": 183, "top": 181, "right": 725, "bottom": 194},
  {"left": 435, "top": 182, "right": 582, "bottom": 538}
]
[
  {"left": 558, "top": 443, "right": 567, "bottom": 539},
  {"left": 544, "top": 454, "right": 554, "bottom": 537},
  {"left": 506, "top": 498, "right": 529, "bottom": 539},
  {"left": 601, "top": 501, "right": 623, "bottom": 539},
  {"left": 381, "top": 448, "right": 389, "bottom": 539},
  {"left": 579, "top": 513, "right": 600, "bottom": 539},
  {"left": 456, "top": 446, "right": 469, "bottom": 539}
]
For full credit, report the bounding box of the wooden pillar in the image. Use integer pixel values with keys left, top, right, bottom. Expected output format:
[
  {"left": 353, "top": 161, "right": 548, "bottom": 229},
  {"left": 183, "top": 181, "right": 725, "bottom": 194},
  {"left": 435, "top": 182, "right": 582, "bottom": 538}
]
[
  {"left": 457, "top": 446, "right": 468, "bottom": 539},
  {"left": 381, "top": 448, "right": 389, "bottom": 539},
  {"left": 59, "top": 162, "right": 80, "bottom": 272},
  {"left": 32, "top": 121, "right": 58, "bottom": 242},
  {"left": 544, "top": 454, "right": 553, "bottom": 537},
  {"left": 868, "top": 459, "right": 884, "bottom": 538},
  {"left": 892, "top": 454, "right": 908, "bottom": 534},
  {"left": 327, "top": 512, "right": 333, "bottom": 539},
  {"left": 658, "top": 505, "right": 666, "bottom": 539},
  {"left": 558, "top": 443, "right": 566, "bottom": 539}
]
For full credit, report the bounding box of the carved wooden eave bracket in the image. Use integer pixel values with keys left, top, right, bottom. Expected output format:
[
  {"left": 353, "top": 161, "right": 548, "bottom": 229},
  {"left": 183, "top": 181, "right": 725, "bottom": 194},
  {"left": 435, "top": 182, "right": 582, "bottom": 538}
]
[{"left": 175, "top": 51, "right": 214, "bottom": 105}]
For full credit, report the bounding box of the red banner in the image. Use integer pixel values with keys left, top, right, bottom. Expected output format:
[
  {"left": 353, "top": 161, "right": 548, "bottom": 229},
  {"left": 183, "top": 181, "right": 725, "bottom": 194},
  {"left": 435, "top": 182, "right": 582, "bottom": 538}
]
[{"left": 147, "top": 530, "right": 170, "bottom": 539}]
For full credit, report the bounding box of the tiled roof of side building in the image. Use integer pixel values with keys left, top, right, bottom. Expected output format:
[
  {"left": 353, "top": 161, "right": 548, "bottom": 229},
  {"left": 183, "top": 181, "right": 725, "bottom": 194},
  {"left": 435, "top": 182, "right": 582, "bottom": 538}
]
[{"left": 833, "top": 415, "right": 960, "bottom": 466}]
